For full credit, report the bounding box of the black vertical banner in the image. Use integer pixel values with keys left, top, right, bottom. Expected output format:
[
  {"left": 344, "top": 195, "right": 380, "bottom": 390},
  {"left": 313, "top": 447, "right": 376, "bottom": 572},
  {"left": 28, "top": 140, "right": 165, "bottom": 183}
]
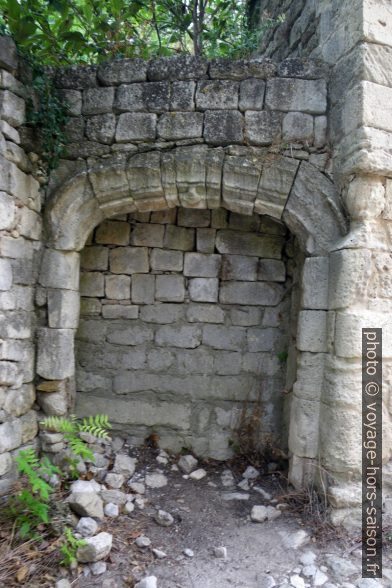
[{"left": 362, "top": 328, "right": 382, "bottom": 578}]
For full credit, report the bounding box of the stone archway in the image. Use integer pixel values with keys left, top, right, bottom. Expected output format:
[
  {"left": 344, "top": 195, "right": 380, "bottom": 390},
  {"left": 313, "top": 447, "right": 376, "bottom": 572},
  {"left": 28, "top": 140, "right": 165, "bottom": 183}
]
[{"left": 37, "top": 145, "right": 347, "bottom": 490}]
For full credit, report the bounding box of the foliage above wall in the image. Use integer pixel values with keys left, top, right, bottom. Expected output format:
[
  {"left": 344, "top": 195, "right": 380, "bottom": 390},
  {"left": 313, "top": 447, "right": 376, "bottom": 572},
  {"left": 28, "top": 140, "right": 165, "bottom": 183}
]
[{"left": 0, "top": 0, "right": 283, "bottom": 64}]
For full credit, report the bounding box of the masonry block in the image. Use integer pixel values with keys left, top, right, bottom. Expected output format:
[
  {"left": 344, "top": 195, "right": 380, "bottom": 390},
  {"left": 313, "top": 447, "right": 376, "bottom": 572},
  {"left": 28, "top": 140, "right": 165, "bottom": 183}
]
[
  {"left": 131, "top": 223, "right": 165, "bottom": 247},
  {"left": 184, "top": 253, "right": 221, "bottom": 277},
  {"left": 37, "top": 328, "right": 75, "bottom": 380},
  {"left": 297, "top": 310, "right": 327, "bottom": 353},
  {"left": 155, "top": 275, "right": 185, "bottom": 302},
  {"left": 156, "top": 325, "right": 201, "bottom": 348},
  {"left": 48, "top": 289, "right": 80, "bottom": 328},
  {"left": 150, "top": 248, "right": 183, "bottom": 271},
  {"left": 132, "top": 274, "right": 155, "bottom": 304},
  {"left": 80, "top": 272, "right": 105, "bottom": 297},
  {"left": 105, "top": 275, "right": 131, "bottom": 300},
  {"left": 189, "top": 278, "right": 219, "bottom": 302},
  {"left": 110, "top": 247, "right": 149, "bottom": 274}
]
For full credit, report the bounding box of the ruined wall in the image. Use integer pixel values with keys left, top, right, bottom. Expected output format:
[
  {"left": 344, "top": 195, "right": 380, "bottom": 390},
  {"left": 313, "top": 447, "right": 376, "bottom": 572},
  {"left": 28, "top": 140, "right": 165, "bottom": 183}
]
[{"left": 76, "top": 208, "right": 292, "bottom": 458}]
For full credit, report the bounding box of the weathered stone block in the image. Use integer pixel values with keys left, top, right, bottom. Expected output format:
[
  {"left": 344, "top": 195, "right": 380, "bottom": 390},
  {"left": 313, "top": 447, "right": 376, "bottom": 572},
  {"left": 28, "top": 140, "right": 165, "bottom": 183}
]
[
  {"left": 289, "top": 396, "right": 320, "bottom": 458},
  {"left": 57, "top": 89, "right": 82, "bottom": 116},
  {"left": 86, "top": 113, "right": 116, "bottom": 144},
  {"left": 40, "top": 250, "right": 80, "bottom": 290},
  {"left": 247, "top": 327, "right": 278, "bottom": 352},
  {"left": 244, "top": 111, "right": 281, "bottom": 145},
  {"left": 150, "top": 248, "right": 183, "bottom": 271},
  {"left": 105, "top": 275, "right": 131, "bottom": 300},
  {"left": 196, "top": 228, "right": 216, "bottom": 253},
  {"left": 297, "top": 310, "right": 327, "bottom": 353},
  {"left": 282, "top": 112, "right": 314, "bottom": 143},
  {"left": 209, "top": 58, "right": 276, "bottom": 80},
  {"left": 131, "top": 223, "right": 164, "bottom": 247},
  {"left": 116, "top": 113, "right": 157, "bottom": 142},
  {"left": 239, "top": 78, "right": 265, "bottom": 111},
  {"left": 0, "top": 90, "right": 25, "bottom": 126},
  {"left": 220, "top": 282, "right": 282, "bottom": 306},
  {"left": 80, "top": 272, "right": 105, "bottom": 297},
  {"left": 188, "top": 278, "right": 219, "bottom": 302},
  {"left": 114, "top": 83, "right": 144, "bottom": 112},
  {"left": 301, "top": 256, "right": 329, "bottom": 310},
  {"left": 202, "top": 325, "right": 246, "bottom": 351},
  {"left": 258, "top": 259, "right": 286, "bottom": 282},
  {"left": 157, "top": 112, "right": 203, "bottom": 140},
  {"left": 98, "top": 59, "right": 147, "bottom": 85},
  {"left": 147, "top": 55, "right": 208, "bottom": 81},
  {"left": 81, "top": 246, "right": 108, "bottom": 271},
  {"left": 186, "top": 303, "right": 225, "bottom": 323},
  {"left": 132, "top": 274, "right": 155, "bottom": 304},
  {"left": 221, "top": 255, "right": 258, "bottom": 281},
  {"left": 4, "top": 384, "right": 35, "bottom": 417},
  {"left": 141, "top": 303, "right": 183, "bottom": 324},
  {"left": 110, "top": 247, "right": 149, "bottom": 274},
  {"left": 222, "top": 153, "right": 262, "bottom": 215},
  {"left": 229, "top": 212, "right": 260, "bottom": 232},
  {"left": 107, "top": 324, "right": 153, "bottom": 346},
  {"left": 215, "top": 351, "right": 242, "bottom": 375},
  {"left": 80, "top": 298, "right": 101, "bottom": 316},
  {"left": 0, "top": 191, "right": 15, "bottom": 230},
  {"left": 177, "top": 208, "right": 210, "bottom": 228},
  {"left": 82, "top": 87, "right": 114, "bottom": 115},
  {"left": 155, "top": 275, "right": 185, "bottom": 302},
  {"left": 155, "top": 325, "right": 201, "bottom": 348},
  {"left": 0, "top": 36, "right": 18, "bottom": 72},
  {"left": 0, "top": 258, "right": 12, "bottom": 291},
  {"left": 127, "top": 151, "right": 165, "bottom": 210},
  {"left": 0, "top": 452, "right": 12, "bottom": 476},
  {"left": 170, "top": 81, "right": 195, "bottom": 110},
  {"left": 0, "top": 419, "right": 22, "bottom": 453},
  {"left": 184, "top": 253, "right": 221, "bottom": 277},
  {"left": 96, "top": 220, "right": 130, "bottom": 245},
  {"left": 37, "top": 328, "right": 75, "bottom": 379},
  {"left": 211, "top": 209, "right": 228, "bottom": 228},
  {"left": 196, "top": 80, "right": 239, "bottom": 110},
  {"left": 328, "top": 249, "right": 371, "bottom": 310},
  {"left": 204, "top": 110, "right": 243, "bottom": 145},
  {"left": 265, "top": 79, "right": 327, "bottom": 114},
  {"left": 164, "top": 225, "right": 194, "bottom": 251},
  {"left": 0, "top": 360, "right": 19, "bottom": 386},
  {"left": 314, "top": 116, "right": 327, "bottom": 147},
  {"left": 150, "top": 209, "right": 177, "bottom": 224},
  {"left": 48, "top": 289, "right": 80, "bottom": 329},
  {"left": 230, "top": 307, "right": 261, "bottom": 326},
  {"left": 174, "top": 145, "right": 208, "bottom": 208},
  {"left": 216, "top": 230, "right": 283, "bottom": 258},
  {"left": 102, "top": 305, "right": 138, "bottom": 319}
]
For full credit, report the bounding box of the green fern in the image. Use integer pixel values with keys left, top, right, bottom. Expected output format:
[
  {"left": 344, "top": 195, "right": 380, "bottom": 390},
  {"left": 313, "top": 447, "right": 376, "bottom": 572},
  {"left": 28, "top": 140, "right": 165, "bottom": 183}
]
[
  {"left": 41, "top": 415, "right": 78, "bottom": 434},
  {"left": 78, "top": 414, "right": 111, "bottom": 439},
  {"left": 60, "top": 527, "right": 86, "bottom": 567}
]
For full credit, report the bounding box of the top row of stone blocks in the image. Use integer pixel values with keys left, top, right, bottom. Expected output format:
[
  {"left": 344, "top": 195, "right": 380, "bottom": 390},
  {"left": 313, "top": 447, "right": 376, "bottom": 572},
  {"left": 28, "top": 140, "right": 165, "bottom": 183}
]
[{"left": 52, "top": 56, "right": 329, "bottom": 89}]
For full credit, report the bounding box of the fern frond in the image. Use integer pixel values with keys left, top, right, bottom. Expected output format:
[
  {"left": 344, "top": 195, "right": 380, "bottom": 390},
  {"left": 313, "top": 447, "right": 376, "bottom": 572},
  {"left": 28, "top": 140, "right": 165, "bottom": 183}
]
[
  {"left": 41, "top": 416, "right": 77, "bottom": 433},
  {"left": 78, "top": 414, "right": 111, "bottom": 439}
]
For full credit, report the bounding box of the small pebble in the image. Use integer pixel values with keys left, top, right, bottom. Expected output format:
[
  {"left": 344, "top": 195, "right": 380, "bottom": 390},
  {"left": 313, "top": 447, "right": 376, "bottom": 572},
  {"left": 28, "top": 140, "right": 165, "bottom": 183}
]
[
  {"left": 136, "top": 535, "right": 151, "bottom": 548},
  {"left": 189, "top": 468, "right": 207, "bottom": 481},
  {"left": 90, "top": 561, "right": 107, "bottom": 575},
  {"left": 152, "top": 548, "right": 167, "bottom": 559},
  {"left": 184, "top": 548, "right": 194, "bottom": 558},
  {"left": 124, "top": 501, "right": 135, "bottom": 514},
  {"left": 214, "top": 546, "right": 227, "bottom": 559},
  {"left": 104, "top": 502, "right": 119, "bottom": 517}
]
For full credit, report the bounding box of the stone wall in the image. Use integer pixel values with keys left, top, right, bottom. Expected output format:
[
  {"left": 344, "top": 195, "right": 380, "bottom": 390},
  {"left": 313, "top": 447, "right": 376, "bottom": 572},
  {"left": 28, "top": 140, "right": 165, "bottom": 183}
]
[
  {"left": 75, "top": 208, "right": 293, "bottom": 458},
  {"left": 0, "top": 37, "right": 41, "bottom": 491}
]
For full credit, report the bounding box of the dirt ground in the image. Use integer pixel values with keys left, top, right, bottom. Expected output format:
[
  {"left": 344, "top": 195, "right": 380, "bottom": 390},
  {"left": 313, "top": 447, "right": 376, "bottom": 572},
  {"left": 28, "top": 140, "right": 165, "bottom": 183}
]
[{"left": 72, "top": 446, "right": 391, "bottom": 588}]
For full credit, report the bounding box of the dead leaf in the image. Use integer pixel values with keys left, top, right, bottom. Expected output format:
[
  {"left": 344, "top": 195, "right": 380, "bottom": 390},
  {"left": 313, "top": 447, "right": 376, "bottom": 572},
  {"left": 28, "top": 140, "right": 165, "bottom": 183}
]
[{"left": 15, "top": 565, "right": 29, "bottom": 583}]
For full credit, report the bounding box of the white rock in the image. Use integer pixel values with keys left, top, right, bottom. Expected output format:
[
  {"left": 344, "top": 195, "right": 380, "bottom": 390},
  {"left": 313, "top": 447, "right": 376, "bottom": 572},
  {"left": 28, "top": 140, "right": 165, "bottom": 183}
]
[
  {"left": 302, "top": 564, "right": 317, "bottom": 577},
  {"left": 189, "top": 468, "right": 207, "bottom": 481},
  {"left": 213, "top": 546, "right": 227, "bottom": 559},
  {"left": 325, "top": 555, "right": 358, "bottom": 579},
  {"left": 155, "top": 509, "right": 174, "bottom": 526},
  {"left": 221, "top": 469, "right": 235, "bottom": 487},
  {"left": 100, "top": 489, "right": 127, "bottom": 505},
  {"left": 279, "top": 530, "right": 310, "bottom": 550},
  {"left": 135, "top": 496, "right": 146, "bottom": 509},
  {"left": 178, "top": 454, "right": 198, "bottom": 473},
  {"left": 128, "top": 481, "right": 146, "bottom": 494},
  {"left": 171, "top": 464, "right": 179, "bottom": 471},
  {"left": 290, "top": 575, "right": 305, "bottom": 588},
  {"left": 68, "top": 492, "right": 104, "bottom": 519},
  {"left": 251, "top": 505, "right": 281, "bottom": 522},
  {"left": 145, "top": 472, "right": 168, "bottom": 488},
  {"left": 90, "top": 561, "right": 107, "bottom": 575},
  {"left": 70, "top": 480, "right": 101, "bottom": 494},
  {"left": 237, "top": 479, "right": 250, "bottom": 491},
  {"left": 77, "top": 532, "right": 113, "bottom": 563},
  {"left": 135, "top": 576, "right": 158, "bottom": 588},
  {"left": 253, "top": 486, "right": 272, "bottom": 500},
  {"left": 299, "top": 550, "right": 317, "bottom": 565},
  {"left": 156, "top": 456, "right": 168, "bottom": 465},
  {"left": 124, "top": 501, "right": 135, "bottom": 514},
  {"left": 113, "top": 454, "right": 137, "bottom": 476},
  {"left": 76, "top": 517, "right": 99, "bottom": 537},
  {"left": 242, "top": 465, "right": 259, "bottom": 479},
  {"left": 152, "top": 548, "right": 167, "bottom": 559},
  {"left": 111, "top": 436, "right": 124, "bottom": 452},
  {"left": 136, "top": 535, "right": 151, "bottom": 548},
  {"left": 314, "top": 569, "right": 329, "bottom": 586},
  {"left": 356, "top": 581, "right": 382, "bottom": 588},
  {"left": 222, "top": 492, "right": 250, "bottom": 501},
  {"left": 56, "top": 581, "right": 71, "bottom": 588},
  {"left": 184, "top": 548, "right": 194, "bottom": 557},
  {"left": 105, "top": 473, "right": 124, "bottom": 489},
  {"left": 257, "top": 574, "right": 276, "bottom": 588},
  {"left": 104, "top": 502, "right": 119, "bottom": 517}
]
